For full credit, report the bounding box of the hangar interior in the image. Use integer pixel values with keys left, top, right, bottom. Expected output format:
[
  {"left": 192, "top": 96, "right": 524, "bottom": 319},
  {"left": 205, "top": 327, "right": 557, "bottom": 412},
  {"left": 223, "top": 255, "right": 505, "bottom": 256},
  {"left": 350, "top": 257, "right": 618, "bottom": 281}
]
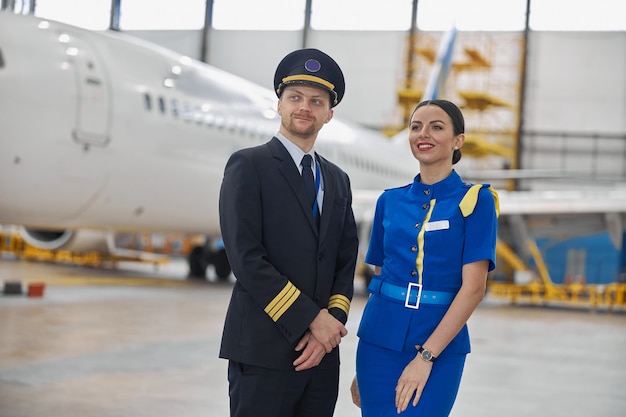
[{"left": 1, "top": 4, "right": 625, "bottom": 417}]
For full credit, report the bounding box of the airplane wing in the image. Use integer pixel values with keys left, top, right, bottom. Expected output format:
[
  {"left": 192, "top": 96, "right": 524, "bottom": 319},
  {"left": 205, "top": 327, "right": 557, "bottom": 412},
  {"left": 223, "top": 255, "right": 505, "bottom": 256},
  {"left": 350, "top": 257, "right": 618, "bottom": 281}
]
[{"left": 498, "top": 188, "right": 626, "bottom": 215}]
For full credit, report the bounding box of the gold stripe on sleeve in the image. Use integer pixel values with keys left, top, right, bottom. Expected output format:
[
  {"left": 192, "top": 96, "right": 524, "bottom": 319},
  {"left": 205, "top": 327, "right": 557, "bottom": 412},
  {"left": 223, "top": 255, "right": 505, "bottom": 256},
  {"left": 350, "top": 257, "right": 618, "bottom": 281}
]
[
  {"left": 264, "top": 281, "right": 301, "bottom": 322},
  {"left": 328, "top": 294, "right": 350, "bottom": 316}
]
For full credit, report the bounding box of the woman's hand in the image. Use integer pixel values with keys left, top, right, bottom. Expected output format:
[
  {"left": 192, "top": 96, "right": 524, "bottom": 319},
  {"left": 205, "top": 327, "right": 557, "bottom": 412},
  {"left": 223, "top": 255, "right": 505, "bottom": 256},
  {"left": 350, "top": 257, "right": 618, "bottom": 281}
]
[
  {"left": 350, "top": 375, "right": 361, "bottom": 408},
  {"left": 395, "top": 357, "right": 433, "bottom": 413}
]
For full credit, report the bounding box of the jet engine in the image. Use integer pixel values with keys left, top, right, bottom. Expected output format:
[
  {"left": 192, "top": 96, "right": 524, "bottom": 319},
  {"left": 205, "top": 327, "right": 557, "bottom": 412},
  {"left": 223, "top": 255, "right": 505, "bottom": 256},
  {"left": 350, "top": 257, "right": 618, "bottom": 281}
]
[{"left": 19, "top": 227, "right": 112, "bottom": 252}]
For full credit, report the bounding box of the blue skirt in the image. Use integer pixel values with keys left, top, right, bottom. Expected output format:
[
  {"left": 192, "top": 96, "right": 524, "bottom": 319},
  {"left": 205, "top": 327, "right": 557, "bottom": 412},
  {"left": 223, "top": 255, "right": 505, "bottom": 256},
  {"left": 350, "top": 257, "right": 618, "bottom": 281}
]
[{"left": 356, "top": 340, "right": 466, "bottom": 417}]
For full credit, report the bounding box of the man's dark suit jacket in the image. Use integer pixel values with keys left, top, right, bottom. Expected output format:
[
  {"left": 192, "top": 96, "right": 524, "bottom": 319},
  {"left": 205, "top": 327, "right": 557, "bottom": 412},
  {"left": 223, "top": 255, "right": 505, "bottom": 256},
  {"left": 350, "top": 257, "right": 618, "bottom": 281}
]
[{"left": 218, "top": 137, "right": 359, "bottom": 370}]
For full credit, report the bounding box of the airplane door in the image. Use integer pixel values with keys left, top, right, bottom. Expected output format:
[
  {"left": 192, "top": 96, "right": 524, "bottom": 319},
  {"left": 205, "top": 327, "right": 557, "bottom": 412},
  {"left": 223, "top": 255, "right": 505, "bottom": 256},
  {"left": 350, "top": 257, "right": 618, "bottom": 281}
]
[{"left": 68, "top": 34, "right": 111, "bottom": 147}]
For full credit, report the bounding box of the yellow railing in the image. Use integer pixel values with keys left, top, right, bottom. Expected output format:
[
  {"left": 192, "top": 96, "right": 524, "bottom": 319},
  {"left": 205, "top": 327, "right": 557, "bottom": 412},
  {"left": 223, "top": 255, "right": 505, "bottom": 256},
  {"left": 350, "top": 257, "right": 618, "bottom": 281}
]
[{"left": 489, "top": 239, "right": 625, "bottom": 311}]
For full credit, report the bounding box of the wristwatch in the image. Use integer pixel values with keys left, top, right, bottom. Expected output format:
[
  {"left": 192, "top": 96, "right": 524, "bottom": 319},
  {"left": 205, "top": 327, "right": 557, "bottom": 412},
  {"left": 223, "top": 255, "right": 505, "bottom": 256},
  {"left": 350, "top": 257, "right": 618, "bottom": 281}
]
[{"left": 416, "top": 346, "right": 437, "bottom": 362}]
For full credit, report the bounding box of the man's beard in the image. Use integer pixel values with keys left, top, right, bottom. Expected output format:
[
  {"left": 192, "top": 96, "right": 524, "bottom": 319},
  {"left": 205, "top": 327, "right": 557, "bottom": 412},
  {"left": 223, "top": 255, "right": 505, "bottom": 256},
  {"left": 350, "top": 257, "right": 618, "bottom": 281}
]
[{"left": 284, "top": 115, "right": 317, "bottom": 139}]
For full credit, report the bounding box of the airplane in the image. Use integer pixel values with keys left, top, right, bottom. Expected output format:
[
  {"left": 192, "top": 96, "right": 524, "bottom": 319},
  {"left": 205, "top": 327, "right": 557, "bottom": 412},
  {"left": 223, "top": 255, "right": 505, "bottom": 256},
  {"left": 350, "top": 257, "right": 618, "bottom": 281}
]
[
  {"left": 1, "top": 12, "right": 625, "bottom": 289},
  {"left": 0, "top": 12, "right": 417, "bottom": 279}
]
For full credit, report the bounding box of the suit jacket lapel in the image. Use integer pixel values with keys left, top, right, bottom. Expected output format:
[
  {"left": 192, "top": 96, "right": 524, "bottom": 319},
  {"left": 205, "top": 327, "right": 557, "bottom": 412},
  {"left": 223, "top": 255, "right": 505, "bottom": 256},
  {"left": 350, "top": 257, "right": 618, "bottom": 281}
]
[
  {"left": 269, "top": 138, "right": 319, "bottom": 234},
  {"left": 317, "top": 153, "right": 334, "bottom": 239}
]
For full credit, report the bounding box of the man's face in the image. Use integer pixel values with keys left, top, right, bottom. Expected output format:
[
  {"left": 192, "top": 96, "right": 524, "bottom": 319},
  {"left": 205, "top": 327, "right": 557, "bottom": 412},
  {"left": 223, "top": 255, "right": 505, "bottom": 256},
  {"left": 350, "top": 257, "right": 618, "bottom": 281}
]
[{"left": 277, "top": 84, "right": 334, "bottom": 143}]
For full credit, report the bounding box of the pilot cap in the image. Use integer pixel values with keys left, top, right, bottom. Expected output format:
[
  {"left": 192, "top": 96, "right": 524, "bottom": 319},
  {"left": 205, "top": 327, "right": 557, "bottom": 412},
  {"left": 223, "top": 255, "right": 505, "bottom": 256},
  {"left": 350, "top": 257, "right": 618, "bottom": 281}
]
[{"left": 274, "top": 48, "right": 345, "bottom": 107}]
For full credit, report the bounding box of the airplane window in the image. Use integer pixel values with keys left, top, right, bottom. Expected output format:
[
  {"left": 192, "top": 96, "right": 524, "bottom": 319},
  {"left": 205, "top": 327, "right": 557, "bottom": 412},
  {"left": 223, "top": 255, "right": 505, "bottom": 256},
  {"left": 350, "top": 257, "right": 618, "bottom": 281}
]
[
  {"left": 0, "top": 49, "right": 4, "bottom": 68},
  {"left": 183, "top": 103, "right": 192, "bottom": 122},
  {"left": 214, "top": 115, "right": 225, "bottom": 129},
  {"left": 204, "top": 113, "right": 215, "bottom": 127},
  {"left": 143, "top": 93, "right": 152, "bottom": 111},
  {"left": 158, "top": 97, "right": 166, "bottom": 114},
  {"left": 246, "top": 121, "right": 256, "bottom": 138},
  {"left": 250, "top": 124, "right": 259, "bottom": 137},
  {"left": 194, "top": 107, "right": 203, "bottom": 124},
  {"left": 225, "top": 117, "right": 236, "bottom": 132},
  {"left": 171, "top": 99, "right": 179, "bottom": 118},
  {"left": 236, "top": 119, "right": 247, "bottom": 134}
]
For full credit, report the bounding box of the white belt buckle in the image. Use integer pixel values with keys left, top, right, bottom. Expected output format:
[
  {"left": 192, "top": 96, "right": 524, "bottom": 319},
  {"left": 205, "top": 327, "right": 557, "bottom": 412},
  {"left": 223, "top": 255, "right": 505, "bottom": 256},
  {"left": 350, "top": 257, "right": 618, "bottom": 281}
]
[{"left": 405, "top": 283, "right": 422, "bottom": 309}]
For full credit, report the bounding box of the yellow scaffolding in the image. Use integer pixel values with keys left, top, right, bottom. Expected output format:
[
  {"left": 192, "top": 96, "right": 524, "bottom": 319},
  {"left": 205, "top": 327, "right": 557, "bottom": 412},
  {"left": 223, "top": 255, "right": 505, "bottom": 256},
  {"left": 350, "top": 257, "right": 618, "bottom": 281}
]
[
  {"left": 489, "top": 239, "right": 626, "bottom": 311},
  {"left": 389, "top": 31, "right": 523, "bottom": 178}
]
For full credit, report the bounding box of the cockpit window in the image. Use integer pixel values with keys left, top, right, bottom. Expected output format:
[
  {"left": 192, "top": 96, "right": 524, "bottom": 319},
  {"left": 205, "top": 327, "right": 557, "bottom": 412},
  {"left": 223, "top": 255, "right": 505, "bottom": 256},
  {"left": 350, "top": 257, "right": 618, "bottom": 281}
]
[{"left": 144, "top": 93, "right": 152, "bottom": 111}]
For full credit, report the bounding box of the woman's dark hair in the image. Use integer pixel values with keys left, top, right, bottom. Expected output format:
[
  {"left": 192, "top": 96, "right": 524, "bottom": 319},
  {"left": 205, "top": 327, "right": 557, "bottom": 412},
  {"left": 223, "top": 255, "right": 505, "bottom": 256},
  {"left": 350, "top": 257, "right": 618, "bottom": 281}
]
[{"left": 412, "top": 99, "right": 464, "bottom": 164}]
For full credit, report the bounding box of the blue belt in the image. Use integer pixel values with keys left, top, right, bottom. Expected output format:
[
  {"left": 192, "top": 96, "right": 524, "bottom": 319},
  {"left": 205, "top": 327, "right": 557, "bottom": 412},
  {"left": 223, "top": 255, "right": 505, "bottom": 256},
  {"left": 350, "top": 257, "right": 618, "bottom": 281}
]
[{"left": 367, "top": 276, "right": 456, "bottom": 309}]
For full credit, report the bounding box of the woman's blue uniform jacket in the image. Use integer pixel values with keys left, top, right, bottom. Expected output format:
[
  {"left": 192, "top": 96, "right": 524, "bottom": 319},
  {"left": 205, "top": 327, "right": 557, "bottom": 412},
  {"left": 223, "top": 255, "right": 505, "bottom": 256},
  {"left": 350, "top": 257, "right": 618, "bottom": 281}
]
[{"left": 358, "top": 170, "right": 499, "bottom": 355}]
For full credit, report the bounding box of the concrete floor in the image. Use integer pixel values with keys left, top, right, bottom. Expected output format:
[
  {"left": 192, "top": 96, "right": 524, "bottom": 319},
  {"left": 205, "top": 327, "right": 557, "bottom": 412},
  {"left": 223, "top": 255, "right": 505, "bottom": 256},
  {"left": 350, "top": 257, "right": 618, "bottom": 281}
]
[{"left": 0, "top": 257, "right": 625, "bottom": 417}]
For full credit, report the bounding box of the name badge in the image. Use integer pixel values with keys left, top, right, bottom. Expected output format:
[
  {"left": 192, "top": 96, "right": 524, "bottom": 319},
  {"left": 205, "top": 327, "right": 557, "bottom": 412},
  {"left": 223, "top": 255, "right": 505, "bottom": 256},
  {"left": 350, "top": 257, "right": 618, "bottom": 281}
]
[{"left": 425, "top": 220, "right": 449, "bottom": 231}]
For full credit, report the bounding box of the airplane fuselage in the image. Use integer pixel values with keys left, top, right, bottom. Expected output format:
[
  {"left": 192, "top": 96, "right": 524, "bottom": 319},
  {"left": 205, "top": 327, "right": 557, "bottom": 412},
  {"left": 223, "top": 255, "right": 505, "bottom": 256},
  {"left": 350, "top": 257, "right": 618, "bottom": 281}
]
[{"left": 0, "top": 13, "right": 416, "bottom": 242}]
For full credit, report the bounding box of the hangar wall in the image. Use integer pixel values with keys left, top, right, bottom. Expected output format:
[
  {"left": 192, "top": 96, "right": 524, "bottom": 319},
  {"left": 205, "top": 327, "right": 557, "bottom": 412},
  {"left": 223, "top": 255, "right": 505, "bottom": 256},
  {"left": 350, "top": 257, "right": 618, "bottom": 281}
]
[{"left": 521, "top": 31, "right": 626, "bottom": 188}]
